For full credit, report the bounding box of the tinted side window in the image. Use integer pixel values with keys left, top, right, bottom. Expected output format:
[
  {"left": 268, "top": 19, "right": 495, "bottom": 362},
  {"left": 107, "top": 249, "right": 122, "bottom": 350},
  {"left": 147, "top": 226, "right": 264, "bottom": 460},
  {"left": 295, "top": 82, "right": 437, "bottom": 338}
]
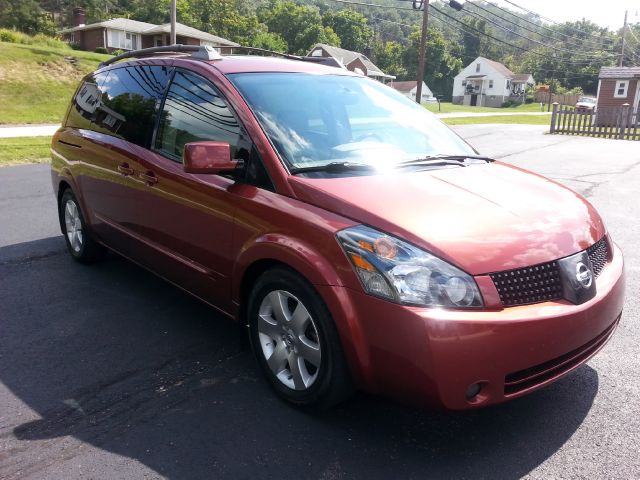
[
  {"left": 156, "top": 70, "right": 243, "bottom": 160},
  {"left": 66, "top": 71, "right": 109, "bottom": 130},
  {"left": 95, "top": 65, "right": 172, "bottom": 146}
]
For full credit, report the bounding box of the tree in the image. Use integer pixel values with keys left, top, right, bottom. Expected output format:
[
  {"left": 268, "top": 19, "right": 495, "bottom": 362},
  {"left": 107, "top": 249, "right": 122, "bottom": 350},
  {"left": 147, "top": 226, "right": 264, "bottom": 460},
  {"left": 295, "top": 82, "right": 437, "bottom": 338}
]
[
  {"left": 0, "top": 0, "right": 57, "bottom": 35},
  {"left": 258, "top": 1, "right": 340, "bottom": 54},
  {"left": 323, "top": 10, "right": 372, "bottom": 52},
  {"left": 402, "top": 26, "right": 463, "bottom": 98},
  {"left": 373, "top": 40, "right": 406, "bottom": 79}
]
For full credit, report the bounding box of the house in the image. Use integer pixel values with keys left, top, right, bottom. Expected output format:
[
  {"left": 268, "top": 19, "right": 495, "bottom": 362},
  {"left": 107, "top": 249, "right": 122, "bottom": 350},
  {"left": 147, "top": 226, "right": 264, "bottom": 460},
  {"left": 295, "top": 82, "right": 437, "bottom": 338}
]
[
  {"left": 307, "top": 44, "right": 395, "bottom": 82},
  {"left": 390, "top": 81, "right": 434, "bottom": 104},
  {"left": 596, "top": 66, "right": 640, "bottom": 112},
  {"left": 59, "top": 7, "right": 238, "bottom": 53},
  {"left": 452, "top": 56, "right": 534, "bottom": 107}
]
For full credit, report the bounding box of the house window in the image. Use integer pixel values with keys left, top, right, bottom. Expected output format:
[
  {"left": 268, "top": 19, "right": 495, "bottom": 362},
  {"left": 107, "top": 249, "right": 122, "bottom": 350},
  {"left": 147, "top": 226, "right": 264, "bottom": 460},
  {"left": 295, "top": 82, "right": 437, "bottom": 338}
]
[
  {"left": 107, "top": 29, "right": 139, "bottom": 50},
  {"left": 476, "top": 63, "right": 480, "bottom": 72},
  {"left": 614, "top": 80, "right": 628, "bottom": 98},
  {"left": 489, "top": 80, "right": 494, "bottom": 89},
  {"left": 506, "top": 79, "right": 511, "bottom": 90},
  {"left": 461, "top": 80, "right": 467, "bottom": 86}
]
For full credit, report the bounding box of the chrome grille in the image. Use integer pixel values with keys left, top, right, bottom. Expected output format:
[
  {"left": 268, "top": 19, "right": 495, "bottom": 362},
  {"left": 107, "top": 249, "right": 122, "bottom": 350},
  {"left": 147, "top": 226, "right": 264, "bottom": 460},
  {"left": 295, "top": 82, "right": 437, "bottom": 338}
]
[
  {"left": 490, "top": 261, "right": 563, "bottom": 306},
  {"left": 587, "top": 238, "right": 609, "bottom": 277},
  {"left": 490, "top": 238, "right": 609, "bottom": 307}
]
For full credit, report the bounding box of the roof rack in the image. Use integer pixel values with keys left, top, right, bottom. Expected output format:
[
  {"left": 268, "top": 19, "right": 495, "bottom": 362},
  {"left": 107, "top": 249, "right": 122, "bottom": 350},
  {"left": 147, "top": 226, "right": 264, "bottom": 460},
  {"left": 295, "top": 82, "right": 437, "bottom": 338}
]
[
  {"left": 98, "top": 44, "right": 346, "bottom": 70},
  {"left": 99, "top": 44, "right": 221, "bottom": 68}
]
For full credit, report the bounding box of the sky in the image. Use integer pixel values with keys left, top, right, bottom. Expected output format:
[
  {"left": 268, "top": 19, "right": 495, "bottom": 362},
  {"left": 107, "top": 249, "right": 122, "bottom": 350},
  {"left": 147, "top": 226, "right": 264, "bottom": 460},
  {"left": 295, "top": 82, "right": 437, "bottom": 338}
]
[{"left": 492, "top": 0, "right": 640, "bottom": 31}]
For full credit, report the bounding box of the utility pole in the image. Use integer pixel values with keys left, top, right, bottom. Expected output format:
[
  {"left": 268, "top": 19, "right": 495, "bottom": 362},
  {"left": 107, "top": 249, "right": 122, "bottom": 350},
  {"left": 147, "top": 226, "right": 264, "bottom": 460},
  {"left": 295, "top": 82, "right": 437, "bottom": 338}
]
[
  {"left": 170, "top": 0, "right": 177, "bottom": 45},
  {"left": 620, "top": 10, "right": 628, "bottom": 67},
  {"left": 415, "top": 0, "right": 430, "bottom": 105}
]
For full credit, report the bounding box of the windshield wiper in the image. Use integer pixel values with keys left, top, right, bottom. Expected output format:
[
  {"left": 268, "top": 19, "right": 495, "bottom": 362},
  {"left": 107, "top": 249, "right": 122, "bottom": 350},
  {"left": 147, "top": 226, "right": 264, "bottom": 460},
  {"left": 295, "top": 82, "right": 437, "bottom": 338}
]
[
  {"left": 289, "top": 161, "right": 376, "bottom": 174},
  {"left": 396, "top": 154, "right": 493, "bottom": 168}
]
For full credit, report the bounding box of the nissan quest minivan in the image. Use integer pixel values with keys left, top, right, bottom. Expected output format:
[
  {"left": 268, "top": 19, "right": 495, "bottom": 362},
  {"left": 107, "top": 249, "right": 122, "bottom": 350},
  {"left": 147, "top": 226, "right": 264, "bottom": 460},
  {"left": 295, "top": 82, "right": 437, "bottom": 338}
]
[{"left": 51, "top": 46, "right": 625, "bottom": 410}]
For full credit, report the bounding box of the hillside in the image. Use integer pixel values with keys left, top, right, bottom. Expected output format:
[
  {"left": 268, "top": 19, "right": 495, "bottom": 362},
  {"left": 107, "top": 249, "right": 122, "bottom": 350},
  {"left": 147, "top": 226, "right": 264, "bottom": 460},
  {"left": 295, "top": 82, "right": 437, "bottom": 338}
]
[{"left": 0, "top": 41, "right": 109, "bottom": 124}]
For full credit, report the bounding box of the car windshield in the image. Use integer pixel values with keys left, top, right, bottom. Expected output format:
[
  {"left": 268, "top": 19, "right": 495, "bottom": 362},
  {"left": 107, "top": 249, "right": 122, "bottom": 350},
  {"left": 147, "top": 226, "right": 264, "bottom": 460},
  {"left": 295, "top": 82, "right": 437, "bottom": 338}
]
[
  {"left": 228, "top": 72, "right": 476, "bottom": 171},
  {"left": 578, "top": 97, "right": 596, "bottom": 104}
]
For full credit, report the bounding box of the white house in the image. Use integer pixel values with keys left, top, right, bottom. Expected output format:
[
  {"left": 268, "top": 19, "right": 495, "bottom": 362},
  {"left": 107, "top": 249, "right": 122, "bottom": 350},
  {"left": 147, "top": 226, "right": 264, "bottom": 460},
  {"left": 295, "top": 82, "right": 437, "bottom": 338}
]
[
  {"left": 390, "top": 81, "right": 434, "bottom": 104},
  {"left": 452, "top": 57, "right": 535, "bottom": 107},
  {"left": 308, "top": 44, "right": 395, "bottom": 82}
]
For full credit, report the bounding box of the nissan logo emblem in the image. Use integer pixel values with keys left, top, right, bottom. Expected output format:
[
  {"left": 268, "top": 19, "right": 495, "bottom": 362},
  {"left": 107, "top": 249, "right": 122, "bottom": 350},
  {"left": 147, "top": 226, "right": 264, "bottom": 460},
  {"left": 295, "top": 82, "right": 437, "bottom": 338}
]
[{"left": 575, "top": 262, "right": 593, "bottom": 288}]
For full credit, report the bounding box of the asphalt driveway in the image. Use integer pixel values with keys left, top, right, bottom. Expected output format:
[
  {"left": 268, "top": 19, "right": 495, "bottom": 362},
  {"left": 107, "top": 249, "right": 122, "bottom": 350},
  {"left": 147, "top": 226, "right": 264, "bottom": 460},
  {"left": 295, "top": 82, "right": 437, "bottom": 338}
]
[{"left": 0, "top": 125, "right": 638, "bottom": 479}]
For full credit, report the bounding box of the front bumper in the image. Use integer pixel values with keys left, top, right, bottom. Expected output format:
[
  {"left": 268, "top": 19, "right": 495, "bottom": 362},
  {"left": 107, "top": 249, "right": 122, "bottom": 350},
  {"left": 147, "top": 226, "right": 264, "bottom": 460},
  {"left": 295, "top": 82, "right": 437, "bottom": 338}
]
[{"left": 319, "top": 242, "right": 625, "bottom": 409}]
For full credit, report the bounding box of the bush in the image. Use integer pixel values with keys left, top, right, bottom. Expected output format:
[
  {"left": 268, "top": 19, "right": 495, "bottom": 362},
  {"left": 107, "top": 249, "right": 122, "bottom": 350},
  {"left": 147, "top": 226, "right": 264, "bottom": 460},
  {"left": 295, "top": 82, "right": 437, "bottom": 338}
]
[
  {"left": 0, "top": 28, "right": 68, "bottom": 49},
  {"left": 525, "top": 97, "right": 534, "bottom": 104},
  {"left": 0, "top": 28, "right": 26, "bottom": 43},
  {"left": 501, "top": 100, "right": 518, "bottom": 108},
  {"left": 69, "top": 42, "right": 83, "bottom": 50},
  {"left": 111, "top": 49, "right": 124, "bottom": 56},
  {"left": 94, "top": 47, "right": 108, "bottom": 54},
  {"left": 31, "top": 34, "right": 66, "bottom": 48}
]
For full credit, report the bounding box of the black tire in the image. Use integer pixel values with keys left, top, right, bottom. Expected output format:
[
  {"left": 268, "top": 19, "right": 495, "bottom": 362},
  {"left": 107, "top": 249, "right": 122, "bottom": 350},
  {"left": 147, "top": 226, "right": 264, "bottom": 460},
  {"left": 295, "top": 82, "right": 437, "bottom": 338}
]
[
  {"left": 248, "top": 267, "right": 353, "bottom": 410},
  {"left": 59, "top": 189, "right": 106, "bottom": 264}
]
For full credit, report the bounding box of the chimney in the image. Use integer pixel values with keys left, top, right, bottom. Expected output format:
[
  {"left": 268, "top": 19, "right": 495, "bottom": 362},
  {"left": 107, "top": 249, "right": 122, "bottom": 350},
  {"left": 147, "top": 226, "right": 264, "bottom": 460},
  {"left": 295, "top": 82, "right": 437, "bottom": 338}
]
[{"left": 72, "top": 7, "right": 86, "bottom": 27}]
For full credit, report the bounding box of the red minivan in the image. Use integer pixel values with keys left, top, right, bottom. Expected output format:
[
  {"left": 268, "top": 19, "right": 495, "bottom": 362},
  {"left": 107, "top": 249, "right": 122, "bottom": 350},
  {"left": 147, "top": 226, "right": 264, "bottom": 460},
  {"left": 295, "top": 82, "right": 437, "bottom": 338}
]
[{"left": 51, "top": 46, "right": 625, "bottom": 410}]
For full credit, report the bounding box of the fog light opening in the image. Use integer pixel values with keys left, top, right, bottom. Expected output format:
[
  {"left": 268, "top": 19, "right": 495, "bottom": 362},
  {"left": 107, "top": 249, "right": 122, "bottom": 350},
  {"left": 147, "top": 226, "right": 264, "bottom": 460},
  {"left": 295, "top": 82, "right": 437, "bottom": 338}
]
[{"left": 465, "top": 382, "right": 482, "bottom": 400}]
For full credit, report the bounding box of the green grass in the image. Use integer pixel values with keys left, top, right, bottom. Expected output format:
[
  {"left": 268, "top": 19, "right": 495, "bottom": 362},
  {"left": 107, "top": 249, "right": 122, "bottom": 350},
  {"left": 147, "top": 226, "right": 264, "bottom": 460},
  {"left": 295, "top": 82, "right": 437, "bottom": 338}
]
[
  {"left": 0, "top": 41, "right": 110, "bottom": 124},
  {"left": 0, "top": 136, "right": 51, "bottom": 166},
  {"left": 426, "top": 101, "right": 547, "bottom": 114},
  {"left": 442, "top": 115, "right": 552, "bottom": 126}
]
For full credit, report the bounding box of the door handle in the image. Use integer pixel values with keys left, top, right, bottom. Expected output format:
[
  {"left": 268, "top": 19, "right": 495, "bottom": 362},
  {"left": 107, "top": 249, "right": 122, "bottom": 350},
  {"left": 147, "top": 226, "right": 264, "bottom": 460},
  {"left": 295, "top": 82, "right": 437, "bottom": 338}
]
[
  {"left": 140, "top": 171, "right": 158, "bottom": 186},
  {"left": 117, "top": 163, "right": 134, "bottom": 176}
]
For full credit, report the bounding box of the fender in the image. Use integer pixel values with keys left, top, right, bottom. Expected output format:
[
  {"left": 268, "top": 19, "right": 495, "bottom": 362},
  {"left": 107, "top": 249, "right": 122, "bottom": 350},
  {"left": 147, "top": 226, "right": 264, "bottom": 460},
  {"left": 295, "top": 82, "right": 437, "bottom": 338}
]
[{"left": 232, "top": 233, "right": 372, "bottom": 388}]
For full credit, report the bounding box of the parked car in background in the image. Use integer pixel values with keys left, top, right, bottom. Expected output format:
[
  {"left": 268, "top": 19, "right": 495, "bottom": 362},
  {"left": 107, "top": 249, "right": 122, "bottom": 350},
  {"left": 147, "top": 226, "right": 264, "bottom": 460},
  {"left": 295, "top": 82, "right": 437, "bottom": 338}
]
[
  {"left": 51, "top": 46, "right": 625, "bottom": 411},
  {"left": 575, "top": 96, "right": 597, "bottom": 113}
]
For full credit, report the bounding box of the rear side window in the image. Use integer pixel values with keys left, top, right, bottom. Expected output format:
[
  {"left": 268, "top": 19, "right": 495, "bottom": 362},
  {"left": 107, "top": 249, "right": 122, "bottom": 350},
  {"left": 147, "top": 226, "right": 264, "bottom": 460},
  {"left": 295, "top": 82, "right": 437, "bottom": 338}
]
[
  {"left": 66, "top": 71, "right": 109, "bottom": 130},
  {"left": 155, "top": 70, "right": 242, "bottom": 160},
  {"left": 96, "top": 65, "right": 172, "bottom": 146},
  {"left": 67, "top": 65, "right": 172, "bottom": 147}
]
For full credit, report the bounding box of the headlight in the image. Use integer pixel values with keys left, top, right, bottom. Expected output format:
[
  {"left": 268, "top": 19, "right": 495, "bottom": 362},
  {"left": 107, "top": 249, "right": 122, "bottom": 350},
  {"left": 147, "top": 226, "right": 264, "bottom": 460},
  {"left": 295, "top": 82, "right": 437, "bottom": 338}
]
[{"left": 337, "top": 225, "right": 483, "bottom": 308}]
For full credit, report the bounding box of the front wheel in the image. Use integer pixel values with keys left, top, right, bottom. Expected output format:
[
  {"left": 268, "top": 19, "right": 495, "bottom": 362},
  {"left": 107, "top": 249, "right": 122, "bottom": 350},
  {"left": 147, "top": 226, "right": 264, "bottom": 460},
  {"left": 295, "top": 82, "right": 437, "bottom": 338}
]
[{"left": 248, "top": 267, "right": 353, "bottom": 410}]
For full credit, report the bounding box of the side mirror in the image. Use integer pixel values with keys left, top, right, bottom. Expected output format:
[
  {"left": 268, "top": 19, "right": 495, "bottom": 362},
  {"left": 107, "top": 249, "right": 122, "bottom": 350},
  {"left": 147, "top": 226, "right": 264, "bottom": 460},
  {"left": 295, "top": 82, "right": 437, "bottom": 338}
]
[{"left": 183, "top": 141, "right": 241, "bottom": 174}]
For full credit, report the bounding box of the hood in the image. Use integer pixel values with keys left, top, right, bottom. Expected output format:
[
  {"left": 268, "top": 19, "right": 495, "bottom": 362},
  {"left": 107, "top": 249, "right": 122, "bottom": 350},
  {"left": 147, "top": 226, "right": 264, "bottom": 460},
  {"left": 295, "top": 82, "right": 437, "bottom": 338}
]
[{"left": 288, "top": 162, "right": 605, "bottom": 275}]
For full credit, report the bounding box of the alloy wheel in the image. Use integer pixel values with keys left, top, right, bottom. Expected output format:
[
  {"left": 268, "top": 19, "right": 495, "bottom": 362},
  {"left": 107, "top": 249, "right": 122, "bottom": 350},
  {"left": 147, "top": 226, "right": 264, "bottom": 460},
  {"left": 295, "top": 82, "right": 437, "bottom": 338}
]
[
  {"left": 257, "top": 290, "right": 322, "bottom": 391},
  {"left": 64, "top": 199, "right": 83, "bottom": 253}
]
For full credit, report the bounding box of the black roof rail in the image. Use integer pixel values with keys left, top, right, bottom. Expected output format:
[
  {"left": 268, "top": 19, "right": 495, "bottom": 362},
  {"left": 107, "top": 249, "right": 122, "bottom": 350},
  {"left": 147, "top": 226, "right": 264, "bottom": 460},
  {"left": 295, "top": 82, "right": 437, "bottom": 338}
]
[
  {"left": 98, "top": 44, "right": 221, "bottom": 68},
  {"left": 98, "top": 43, "right": 346, "bottom": 70}
]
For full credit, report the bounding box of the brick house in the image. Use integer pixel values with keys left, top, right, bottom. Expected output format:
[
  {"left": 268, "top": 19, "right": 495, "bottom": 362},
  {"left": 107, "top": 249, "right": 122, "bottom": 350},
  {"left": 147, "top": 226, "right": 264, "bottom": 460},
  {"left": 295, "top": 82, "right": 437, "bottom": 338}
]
[
  {"left": 307, "top": 44, "right": 395, "bottom": 82},
  {"left": 596, "top": 66, "right": 640, "bottom": 113},
  {"left": 59, "top": 8, "right": 238, "bottom": 53}
]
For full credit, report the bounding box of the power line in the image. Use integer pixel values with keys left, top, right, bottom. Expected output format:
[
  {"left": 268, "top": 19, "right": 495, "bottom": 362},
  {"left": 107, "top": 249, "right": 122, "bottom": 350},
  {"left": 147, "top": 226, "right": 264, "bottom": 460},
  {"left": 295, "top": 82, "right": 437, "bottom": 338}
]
[
  {"left": 480, "top": 0, "right": 615, "bottom": 50},
  {"left": 451, "top": 3, "right": 617, "bottom": 59},
  {"left": 328, "top": 0, "right": 418, "bottom": 12},
  {"left": 429, "top": 4, "right": 613, "bottom": 67},
  {"left": 498, "top": 0, "right": 616, "bottom": 40},
  {"left": 465, "top": 0, "right": 617, "bottom": 53}
]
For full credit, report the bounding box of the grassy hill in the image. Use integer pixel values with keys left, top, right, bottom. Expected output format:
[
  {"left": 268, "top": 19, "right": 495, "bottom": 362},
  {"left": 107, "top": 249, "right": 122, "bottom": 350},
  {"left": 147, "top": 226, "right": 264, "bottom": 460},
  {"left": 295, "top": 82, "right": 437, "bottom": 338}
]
[{"left": 0, "top": 39, "right": 109, "bottom": 124}]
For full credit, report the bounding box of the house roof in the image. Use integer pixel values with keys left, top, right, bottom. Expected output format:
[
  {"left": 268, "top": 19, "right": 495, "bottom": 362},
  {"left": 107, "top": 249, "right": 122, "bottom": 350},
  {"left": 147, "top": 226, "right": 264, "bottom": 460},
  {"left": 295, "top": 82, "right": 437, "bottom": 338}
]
[
  {"left": 599, "top": 66, "right": 640, "bottom": 79},
  {"left": 59, "top": 18, "right": 156, "bottom": 34},
  {"left": 479, "top": 57, "right": 514, "bottom": 78},
  {"left": 512, "top": 73, "right": 533, "bottom": 82},
  {"left": 391, "top": 81, "right": 419, "bottom": 92},
  {"left": 309, "top": 43, "right": 393, "bottom": 79},
  {"left": 59, "top": 18, "right": 238, "bottom": 46},
  {"left": 144, "top": 23, "right": 239, "bottom": 46}
]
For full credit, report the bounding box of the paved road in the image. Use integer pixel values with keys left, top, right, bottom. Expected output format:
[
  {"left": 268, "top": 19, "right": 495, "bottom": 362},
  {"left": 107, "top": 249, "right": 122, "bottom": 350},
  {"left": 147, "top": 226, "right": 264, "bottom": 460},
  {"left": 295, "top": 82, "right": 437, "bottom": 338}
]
[
  {"left": 0, "top": 125, "right": 59, "bottom": 138},
  {"left": 0, "top": 125, "right": 638, "bottom": 479},
  {"left": 0, "top": 110, "right": 551, "bottom": 138}
]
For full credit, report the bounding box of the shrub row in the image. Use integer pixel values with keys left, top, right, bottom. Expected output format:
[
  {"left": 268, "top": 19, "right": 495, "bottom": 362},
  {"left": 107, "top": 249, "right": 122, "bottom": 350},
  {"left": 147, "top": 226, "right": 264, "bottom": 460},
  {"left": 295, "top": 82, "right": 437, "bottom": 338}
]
[{"left": 0, "top": 28, "right": 68, "bottom": 49}]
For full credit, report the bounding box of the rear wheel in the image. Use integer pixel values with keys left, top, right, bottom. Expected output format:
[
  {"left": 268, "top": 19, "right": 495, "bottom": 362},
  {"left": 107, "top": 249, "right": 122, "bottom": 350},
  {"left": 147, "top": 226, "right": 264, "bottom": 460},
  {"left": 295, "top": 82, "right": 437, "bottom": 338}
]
[
  {"left": 248, "top": 267, "right": 353, "bottom": 410},
  {"left": 59, "top": 189, "right": 105, "bottom": 263}
]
